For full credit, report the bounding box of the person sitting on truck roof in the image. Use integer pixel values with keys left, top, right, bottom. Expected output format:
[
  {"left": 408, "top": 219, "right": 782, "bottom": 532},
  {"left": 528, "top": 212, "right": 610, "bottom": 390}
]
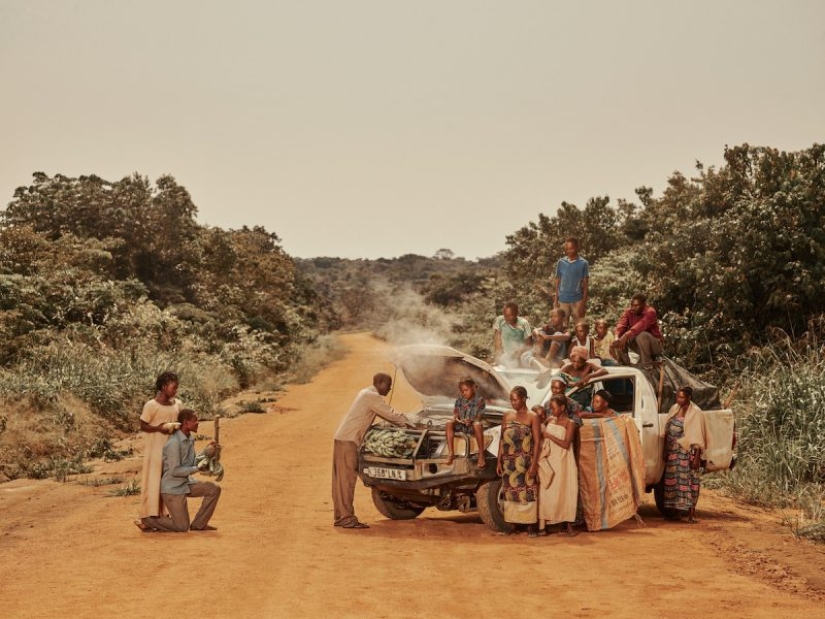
[
  {"left": 493, "top": 302, "right": 533, "bottom": 368},
  {"left": 570, "top": 320, "right": 595, "bottom": 359},
  {"left": 610, "top": 293, "right": 664, "bottom": 368},
  {"left": 593, "top": 318, "right": 618, "bottom": 366},
  {"left": 559, "top": 346, "right": 608, "bottom": 385},
  {"left": 531, "top": 308, "right": 571, "bottom": 369},
  {"left": 446, "top": 377, "right": 486, "bottom": 468},
  {"left": 580, "top": 389, "right": 617, "bottom": 419}
]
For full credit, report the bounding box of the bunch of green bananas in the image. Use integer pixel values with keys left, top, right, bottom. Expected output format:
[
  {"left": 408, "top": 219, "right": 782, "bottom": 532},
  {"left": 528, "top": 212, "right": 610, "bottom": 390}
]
[
  {"left": 196, "top": 443, "right": 225, "bottom": 482},
  {"left": 363, "top": 427, "right": 417, "bottom": 458}
]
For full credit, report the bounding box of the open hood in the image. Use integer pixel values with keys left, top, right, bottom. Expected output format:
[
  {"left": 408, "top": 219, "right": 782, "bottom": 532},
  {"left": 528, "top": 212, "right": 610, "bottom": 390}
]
[{"left": 392, "top": 344, "right": 511, "bottom": 404}]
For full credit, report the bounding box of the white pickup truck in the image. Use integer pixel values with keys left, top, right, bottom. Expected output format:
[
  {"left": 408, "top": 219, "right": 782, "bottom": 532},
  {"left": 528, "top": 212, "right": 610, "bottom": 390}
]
[
  {"left": 358, "top": 345, "right": 736, "bottom": 531},
  {"left": 558, "top": 363, "right": 736, "bottom": 514}
]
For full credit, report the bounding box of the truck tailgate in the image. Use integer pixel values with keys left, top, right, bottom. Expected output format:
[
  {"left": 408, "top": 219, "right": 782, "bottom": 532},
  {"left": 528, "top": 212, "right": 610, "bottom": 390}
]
[{"left": 704, "top": 408, "right": 735, "bottom": 472}]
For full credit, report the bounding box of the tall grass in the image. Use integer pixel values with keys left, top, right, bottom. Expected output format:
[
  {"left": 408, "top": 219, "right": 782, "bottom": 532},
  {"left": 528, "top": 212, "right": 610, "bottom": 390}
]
[
  {"left": 284, "top": 334, "right": 347, "bottom": 384},
  {"left": 716, "top": 343, "right": 825, "bottom": 541}
]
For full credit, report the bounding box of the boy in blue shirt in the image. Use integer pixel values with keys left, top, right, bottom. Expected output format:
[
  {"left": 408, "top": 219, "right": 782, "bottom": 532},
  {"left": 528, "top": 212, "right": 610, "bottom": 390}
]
[{"left": 554, "top": 236, "right": 589, "bottom": 324}]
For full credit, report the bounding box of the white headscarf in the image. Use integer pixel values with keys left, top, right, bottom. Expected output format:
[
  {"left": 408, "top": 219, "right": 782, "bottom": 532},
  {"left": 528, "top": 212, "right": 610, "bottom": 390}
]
[{"left": 666, "top": 400, "right": 707, "bottom": 453}]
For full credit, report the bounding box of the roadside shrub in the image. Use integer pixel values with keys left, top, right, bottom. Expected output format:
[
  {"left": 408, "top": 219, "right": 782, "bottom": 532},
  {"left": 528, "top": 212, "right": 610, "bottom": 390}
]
[
  {"left": 715, "top": 343, "right": 825, "bottom": 539},
  {"left": 286, "top": 334, "right": 346, "bottom": 384}
]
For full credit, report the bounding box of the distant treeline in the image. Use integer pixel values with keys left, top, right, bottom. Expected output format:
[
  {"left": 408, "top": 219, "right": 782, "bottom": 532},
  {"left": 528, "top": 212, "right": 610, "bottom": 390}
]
[{"left": 302, "top": 143, "right": 825, "bottom": 375}]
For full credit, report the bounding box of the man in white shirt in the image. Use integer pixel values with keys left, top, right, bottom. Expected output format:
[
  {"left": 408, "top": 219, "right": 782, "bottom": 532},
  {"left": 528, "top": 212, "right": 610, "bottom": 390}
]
[{"left": 332, "top": 373, "right": 413, "bottom": 529}]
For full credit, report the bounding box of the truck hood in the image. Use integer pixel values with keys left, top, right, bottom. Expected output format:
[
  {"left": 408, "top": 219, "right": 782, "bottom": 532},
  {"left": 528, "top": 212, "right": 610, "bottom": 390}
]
[{"left": 392, "top": 344, "right": 511, "bottom": 405}]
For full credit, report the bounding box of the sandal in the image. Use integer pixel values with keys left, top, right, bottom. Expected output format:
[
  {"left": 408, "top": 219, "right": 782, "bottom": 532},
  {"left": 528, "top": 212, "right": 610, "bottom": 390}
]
[
  {"left": 342, "top": 521, "right": 370, "bottom": 529},
  {"left": 134, "top": 520, "right": 155, "bottom": 532}
]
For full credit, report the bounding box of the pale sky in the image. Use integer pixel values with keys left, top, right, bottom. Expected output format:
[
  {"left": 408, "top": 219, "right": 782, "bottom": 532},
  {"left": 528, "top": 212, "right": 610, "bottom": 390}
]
[{"left": 1, "top": 1, "right": 823, "bottom": 260}]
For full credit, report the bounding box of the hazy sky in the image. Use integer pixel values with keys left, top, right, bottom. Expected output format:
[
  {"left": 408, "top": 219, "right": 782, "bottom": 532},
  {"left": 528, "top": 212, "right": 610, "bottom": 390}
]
[{"left": 1, "top": 1, "right": 823, "bottom": 260}]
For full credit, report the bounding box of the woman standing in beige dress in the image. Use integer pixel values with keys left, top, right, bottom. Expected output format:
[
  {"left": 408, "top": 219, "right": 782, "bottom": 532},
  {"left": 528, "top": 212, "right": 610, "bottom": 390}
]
[
  {"left": 136, "top": 371, "right": 182, "bottom": 531},
  {"left": 538, "top": 394, "right": 579, "bottom": 535}
]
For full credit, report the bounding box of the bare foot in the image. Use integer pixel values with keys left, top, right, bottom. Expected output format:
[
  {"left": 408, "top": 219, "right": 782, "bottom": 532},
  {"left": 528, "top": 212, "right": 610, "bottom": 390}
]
[
  {"left": 476, "top": 458, "right": 486, "bottom": 468},
  {"left": 446, "top": 455, "right": 455, "bottom": 465}
]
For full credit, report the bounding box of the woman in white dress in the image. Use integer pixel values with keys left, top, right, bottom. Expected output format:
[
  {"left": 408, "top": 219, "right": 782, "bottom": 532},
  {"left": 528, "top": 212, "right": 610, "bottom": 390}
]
[
  {"left": 538, "top": 394, "right": 579, "bottom": 535},
  {"left": 136, "top": 371, "right": 182, "bottom": 531}
]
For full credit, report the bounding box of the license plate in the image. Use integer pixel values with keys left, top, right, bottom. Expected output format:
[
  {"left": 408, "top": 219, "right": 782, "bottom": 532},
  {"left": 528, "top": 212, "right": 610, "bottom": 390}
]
[{"left": 365, "top": 466, "right": 407, "bottom": 481}]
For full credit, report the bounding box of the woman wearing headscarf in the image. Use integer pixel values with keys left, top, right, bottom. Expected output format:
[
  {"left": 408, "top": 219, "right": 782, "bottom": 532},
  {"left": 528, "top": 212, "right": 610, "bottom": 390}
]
[
  {"left": 559, "top": 345, "right": 607, "bottom": 385},
  {"left": 662, "top": 386, "right": 708, "bottom": 523}
]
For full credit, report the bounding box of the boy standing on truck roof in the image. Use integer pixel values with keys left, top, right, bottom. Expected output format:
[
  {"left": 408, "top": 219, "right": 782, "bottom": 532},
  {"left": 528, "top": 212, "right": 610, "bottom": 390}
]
[{"left": 553, "top": 237, "right": 589, "bottom": 323}]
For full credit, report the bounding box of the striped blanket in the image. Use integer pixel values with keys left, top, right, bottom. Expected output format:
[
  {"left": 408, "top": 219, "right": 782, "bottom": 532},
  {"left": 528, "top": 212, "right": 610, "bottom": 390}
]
[{"left": 578, "top": 415, "right": 645, "bottom": 531}]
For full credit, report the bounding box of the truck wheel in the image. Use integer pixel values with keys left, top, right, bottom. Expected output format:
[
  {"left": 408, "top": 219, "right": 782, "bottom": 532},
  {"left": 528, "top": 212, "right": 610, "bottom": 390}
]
[
  {"left": 371, "top": 489, "right": 425, "bottom": 520},
  {"left": 476, "top": 479, "right": 514, "bottom": 534}
]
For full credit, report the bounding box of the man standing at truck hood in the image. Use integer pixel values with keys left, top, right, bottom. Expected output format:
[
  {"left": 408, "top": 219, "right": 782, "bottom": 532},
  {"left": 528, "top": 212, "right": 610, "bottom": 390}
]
[{"left": 332, "top": 373, "right": 414, "bottom": 529}]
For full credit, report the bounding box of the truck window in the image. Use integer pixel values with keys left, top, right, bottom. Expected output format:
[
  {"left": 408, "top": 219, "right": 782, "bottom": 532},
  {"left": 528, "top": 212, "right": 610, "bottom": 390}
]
[
  {"left": 567, "top": 377, "right": 635, "bottom": 415},
  {"left": 602, "top": 377, "right": 635, "bottom": 415},
  {"left": 569, "top": 383, "right": 593, "bottom": 409}
]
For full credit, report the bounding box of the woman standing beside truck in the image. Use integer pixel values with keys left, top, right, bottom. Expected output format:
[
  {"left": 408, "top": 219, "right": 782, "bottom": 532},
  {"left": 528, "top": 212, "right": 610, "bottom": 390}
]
[
  {"left": 496, "top": 386, "right": 542, "bottom": 537},
  {"left": 662, "top": 386, "right": 708, "bottom": 523}
]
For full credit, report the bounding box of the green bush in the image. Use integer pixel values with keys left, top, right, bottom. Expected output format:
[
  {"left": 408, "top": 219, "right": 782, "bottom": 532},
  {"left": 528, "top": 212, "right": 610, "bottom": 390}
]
[{"left": 714, "top": 344, "right": 825, "bottom": 539}]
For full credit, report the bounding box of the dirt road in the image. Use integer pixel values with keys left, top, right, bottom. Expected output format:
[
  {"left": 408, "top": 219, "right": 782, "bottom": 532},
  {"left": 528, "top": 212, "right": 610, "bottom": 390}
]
[{"left": 1, "top": 332, "right": 824, "bottom": 618}]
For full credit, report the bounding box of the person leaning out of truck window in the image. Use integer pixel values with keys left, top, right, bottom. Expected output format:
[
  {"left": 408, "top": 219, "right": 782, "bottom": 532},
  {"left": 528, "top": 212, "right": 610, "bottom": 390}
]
[
  {"left": 579, "top": 389, "right": 617, "bottom": 420},
  {"left": 662, "top": 386, "right": 708, "bottom": 523}
]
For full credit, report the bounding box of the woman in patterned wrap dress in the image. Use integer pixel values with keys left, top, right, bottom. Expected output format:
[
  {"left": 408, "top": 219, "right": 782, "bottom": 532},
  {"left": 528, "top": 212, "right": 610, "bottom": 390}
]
[
  {"left": 662, "top": 386, "right": 707, "bottom": 523},
  {"left": 496, "top": 386, "right": 542, "bottom": 537}
]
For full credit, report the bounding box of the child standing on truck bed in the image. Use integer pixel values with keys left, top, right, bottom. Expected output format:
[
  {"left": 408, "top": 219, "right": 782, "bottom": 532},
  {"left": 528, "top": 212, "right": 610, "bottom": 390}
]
[{"left": 446, "top": 377, "right": 487, "bottom": 468}]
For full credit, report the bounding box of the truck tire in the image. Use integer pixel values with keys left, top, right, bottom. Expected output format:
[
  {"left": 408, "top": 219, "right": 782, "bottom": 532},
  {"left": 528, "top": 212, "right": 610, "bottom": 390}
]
[
  {"left": 371, "top": 489, "right": 425, "bottom": 520},
  {"left": 476, "top": 479, "right": 514, "bottom": 533}
]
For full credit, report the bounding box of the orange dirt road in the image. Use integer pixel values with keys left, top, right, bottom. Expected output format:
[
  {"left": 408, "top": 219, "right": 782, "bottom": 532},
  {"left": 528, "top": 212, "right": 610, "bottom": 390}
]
[{"left": 1, "top": 332, "right": 824, "bottom": 618}]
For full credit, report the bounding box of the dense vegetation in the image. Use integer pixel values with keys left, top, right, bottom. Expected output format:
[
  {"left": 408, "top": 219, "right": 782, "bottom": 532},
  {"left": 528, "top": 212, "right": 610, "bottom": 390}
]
[
  {"left": 0, "top": 172, "right": 334, "bottom": 481},
  {"left": 2, "top": 143, "right": 823, "bottom": 540}
]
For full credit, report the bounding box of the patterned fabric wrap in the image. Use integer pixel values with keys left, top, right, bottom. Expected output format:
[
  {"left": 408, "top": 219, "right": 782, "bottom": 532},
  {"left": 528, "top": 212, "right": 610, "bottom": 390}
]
[
  {"left": 577, "top": 416, "right": 645, "bottom": 531},
  {"left": 663, "top": 416, "right": 701, "bottom": 511},
  {"left": 500, "top": 420, "right": 537, "bottom": 524}
]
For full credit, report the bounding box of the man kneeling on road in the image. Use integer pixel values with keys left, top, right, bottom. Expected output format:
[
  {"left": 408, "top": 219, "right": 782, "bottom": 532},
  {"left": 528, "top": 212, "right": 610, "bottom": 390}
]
[
  {"left": 332, "top": 373, "right": 415, "bottom": 529},
  {"left": 141, "top": 409, "right": 221, "bottom": 532}
]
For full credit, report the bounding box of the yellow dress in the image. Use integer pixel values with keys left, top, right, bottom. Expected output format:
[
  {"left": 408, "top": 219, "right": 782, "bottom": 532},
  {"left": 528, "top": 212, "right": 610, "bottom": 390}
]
[{"left": 139, "top": 398, "right": 181, "bottom": 518}]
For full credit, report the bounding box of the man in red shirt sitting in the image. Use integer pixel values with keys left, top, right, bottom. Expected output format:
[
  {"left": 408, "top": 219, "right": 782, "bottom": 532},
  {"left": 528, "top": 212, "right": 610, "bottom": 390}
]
[{"left": 610, "top": 293, "right": 663, "bottom": 368}]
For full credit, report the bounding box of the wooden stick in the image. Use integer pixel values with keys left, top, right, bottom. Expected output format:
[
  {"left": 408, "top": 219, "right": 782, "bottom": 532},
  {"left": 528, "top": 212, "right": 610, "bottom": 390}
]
[
  {"left": 214, "top": 415, "right": 221, "bottom": 446},
  {"left": 657, "top": 363, "right": 666, "bottom": 414}
]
